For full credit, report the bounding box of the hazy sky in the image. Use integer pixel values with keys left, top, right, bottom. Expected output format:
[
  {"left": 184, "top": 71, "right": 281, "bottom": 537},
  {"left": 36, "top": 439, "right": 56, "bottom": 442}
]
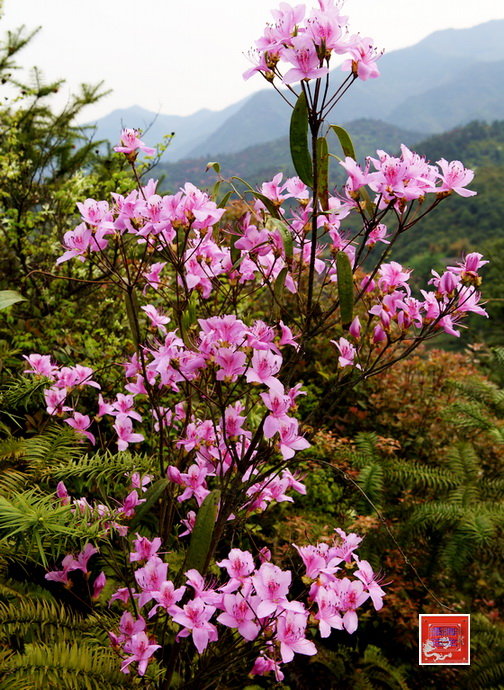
[{"left": 1, "top": 0, "right": 503, "bottom": 122}]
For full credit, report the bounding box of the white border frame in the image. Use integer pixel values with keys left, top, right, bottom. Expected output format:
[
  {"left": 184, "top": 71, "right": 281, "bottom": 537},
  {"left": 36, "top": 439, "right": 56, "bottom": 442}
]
[{"left": 419, "top": 613, "right": 471, "bottom": 666}]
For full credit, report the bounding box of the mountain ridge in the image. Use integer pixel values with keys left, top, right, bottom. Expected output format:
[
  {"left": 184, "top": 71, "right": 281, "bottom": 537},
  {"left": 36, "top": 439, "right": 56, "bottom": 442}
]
[{"left": 87, "top": 19, "right": 504, "bottom": 161}]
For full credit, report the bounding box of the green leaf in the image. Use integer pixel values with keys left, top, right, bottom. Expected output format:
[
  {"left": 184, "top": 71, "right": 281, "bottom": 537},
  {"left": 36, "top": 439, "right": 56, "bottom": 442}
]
[
  {"left": 272, "top": 266, "right": 289, "bottom": 321},
  {"left": 217, "top": 189, "right": 233, "bottom": 209},
  {"left": 268, "top": 218, "right": 293, "bottom": 263},
  {"left": 185, "top": 489, "right": 220, "bottom": 573},
  {"left": 0, "top": 290, "right": 26, "bottom": 311},
  {"left": 124, "top": 289, "right": 141, "bottom": 349},
  {"left": 336, "top": 251, "right": 354, "bottom": 328},
  {"left": 329, "top": 126, "right": 375, "bottom": 214},
  {"left": 290, "top": 92, "right": 313, "bottom": 187},
  {"left": 316, "top": 137, "right": 329, "bottom": 211},
  {"left": 230, "top": 177, "right": 282, "bottom": 219},
  {"left": 129, "top": 478, "right": 169, "bottom": 530},
  {"left": 206, "top": 161, "right": 220, "bottom": 174},
  {"left": 251, "top": 192, "right": 282, "bottom": 219},
  {"left": 330, "top": 124, "right": 356, "bottom": 160}
]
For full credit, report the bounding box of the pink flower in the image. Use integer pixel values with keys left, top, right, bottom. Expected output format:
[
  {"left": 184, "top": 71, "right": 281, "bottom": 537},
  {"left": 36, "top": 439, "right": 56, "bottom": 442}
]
[
  {"left": 331, "top": 337, "right": 359, "bottom": 369},
  {"left": 64, "top": 412, "right": 95, "bottom": 445},
  {"left": 130, "top": 472, "right": 152, "bottom": 492},
  {"left": 44, "top": 554, "right": 76, "bottom": 586},
  {"left": 179, "top": 511, "right": 196, "bottom": 537},
  {"left": 149, "top": 580, "right": 186, "bottom": 618},
  {"left": 342, "top": 35, "right": 381, "bottom": 80},
  {"left": 56, "top": 481, "right": 70, "bottom": 506},
  {"left": 245, "top": 350, "right": 283, "bottom": 392},
  {"left": 141, "top": 304, "right": 170, "bottom": 333},
  {"left": 250, "top": 653, "right": 284, "bottom": 682},
  {"left": 217, "top": 548, "right": 255, "bottom": 581},
  {"left": 57, "top": 223, "right": 93, "bottom": 264},
  {"left": 277, "top": 418, "right": 310, "bottom": 460},
  {"left": 354, "top": 559, "right": 386, "bottom": 610},
  {"left": 436, "top": 158, "right": 476, "bottom": 197},
  {"left": 23, "top": 354, "right": 57, "bottom": 378},
  {"left": 171, "top": 597, "right": 218, "bottom": 653},
  {"left": 276, "top": 611, "right": 317, "bottom": 662},
  {"left": 332, "top": 528, "right": 363, "bottom": 563},
  {"left": 135, "top": 557, "right": 169, "bottom": 607},
  {"left": 314, "top": 586, "right": 344, "bottom": 637},
  {"left": 92, "top": 572, "right": 106, "bottom": 600},
  {"left": 294, "top": 544, "right": 327, "bottom": 579},
  {"left": 365, "top": 223, "right": 390, "bottom": 247},
  {"left": 114, "top": 128, "right": 156, "bottom": 157},
  {"left": 333, "top": 578, "right": 369, "bottom": 633},
  {"left": 114, "top": 414, "right": 144, "bottom": 451},
  {"left": 217, "top": 593, "right": 260, "bottom": 640},
  {"left": 251, "top": 562, "right": 300, "bottom": 618},
  {"left": 120, "top": 490, "right": 146, "bottom": 518},
  {"left": 130, "top": 534, "right": 162, "bottom": 563},
  {"left": 120, "top": 631, "right": 160, "bottom": 676},
  {"left": 113, "top": 394, "right": 142, "bottom": 422},
  {"left": 44, "top": 386, "right": 71, "bottom": 416},
  {"left": 349, "top": 316, "right": 361, "bottom": 339},
  {"left": 340, "top": 157, "right": 369, "bottom": 193},
  {"left": 143, "top": 261, "right": 166, "bottom": 291},
  {"left": 71, "top": 543, "right": 98, "bottom": 573},
  {"left": 282, "top": 35, "right": 329, "bottom": 84},
  {"left": 214, "top": 348, "right": 247, "bottom": 382}
]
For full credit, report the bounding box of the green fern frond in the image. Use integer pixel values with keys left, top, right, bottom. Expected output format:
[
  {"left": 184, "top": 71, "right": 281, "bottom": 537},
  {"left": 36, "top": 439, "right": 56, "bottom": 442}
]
[
  {"left": 0, "top": 642, "right": 137, "bottom": 689},
  {"left": 359, "top": 645, "right": 409, "bottom": 690},
  {"left": 387, "top": 460, "right": 459, "bottom": 491},
  {"left": 357, "top": 462, "right": 384, "bottom": 512},
  {"left": 0, "top": 489, "right": 106, "bottom": 566},
  {"left": 0, "top": 577, "right": 54, "bottom": 603},
  {"left": 354, "top": 432, "right": 380, "bottom": 461},
  {"left": 23, "top": 424, "right": 83, "bottom": 471},
  {"left": 0, "top": 468, "right": 30, "bottom": 496},
  {"left": 447, "top": 485, "right": 481, "bottom": 506},
  {"left": 407, "top": 501, "right": 463, "bottom": 531},
  {"left": 466, "top": 662, "right": 504, "bottom": 689},
  {"left": 445, "top": 442, "right": 480, "bottom": 482},
  {"left": 447, "top": 400, "right": 495, "bottom": 432},
  {"left": 0, "top": 599, "right": 114, "bottom": 644},
  {"left": 0, "top": 375, "right": 50, "bottom": 411},
  {"left": 46, "top": 449, "right": 155, "bottom": 488},
  {"left": 0, "top": 436, "right": 26, "bottom": 462}
]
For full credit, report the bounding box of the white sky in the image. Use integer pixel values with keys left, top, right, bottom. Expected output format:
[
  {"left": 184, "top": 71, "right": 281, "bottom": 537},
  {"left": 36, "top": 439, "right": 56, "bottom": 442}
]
[{"left": 1, "top": 0, "right": 503, "bottom": 122}]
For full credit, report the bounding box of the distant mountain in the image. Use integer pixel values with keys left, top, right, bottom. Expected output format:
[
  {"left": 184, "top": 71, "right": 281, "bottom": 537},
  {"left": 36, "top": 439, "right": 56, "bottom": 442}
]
[
  {"left": 192, "top": 20, "right": 504, "bottom": 158},
  {"left": 156, "top": 119, "right": 424, "bottom": 192},
  {"left": 389, "top": 60, "right": 504, "bottom": 132},
  {"left": 86, "top": 99, "right": 250, "bottom": 161},
  {"left": 89, "top": 19, "right": 504, "bottom": 161}
]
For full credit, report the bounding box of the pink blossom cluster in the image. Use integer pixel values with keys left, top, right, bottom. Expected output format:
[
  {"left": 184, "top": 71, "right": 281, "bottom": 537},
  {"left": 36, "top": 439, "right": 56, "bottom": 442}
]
[
  {"left": 104, "top": 529, "right": 382, "bottom": 679},
  {"left": 121, "top": 314, "right": 308, "bottom": 458},
  {"left": 57, "top": 175, "right": 316, "bottom": 301},
  {"left": 341, "top": 145, "right": 477, "bottom": 209},
  {"left": 45, "top": 542, "right": 105, "bottom": 599},
  {"left": 244, "top": 0, "right": 380, "bottom": 84},
  {"left": 327, "top": 255, "right": 487, "bottom": 370},
  {"left": 57, "top": 179, "right": 224, "bottom": 268},
  {"left": 53, "top": 475, "right": 147, "bottom": 535},
  {"left": 361, "top": 255, "right": 487, "bottom": 344},
  {"left": 23, "top": 355, "right": 148, "bottom": 450}
]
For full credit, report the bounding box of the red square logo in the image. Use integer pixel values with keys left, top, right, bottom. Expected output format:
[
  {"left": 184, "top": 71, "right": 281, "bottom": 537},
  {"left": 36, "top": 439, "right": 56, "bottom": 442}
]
[{"left": 419, "top": 614, "right": 470, "bottom": 665}]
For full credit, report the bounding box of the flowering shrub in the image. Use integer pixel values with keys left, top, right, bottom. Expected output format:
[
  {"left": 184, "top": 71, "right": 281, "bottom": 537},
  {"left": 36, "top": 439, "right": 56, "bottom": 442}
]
[{"left": 15, "top": 0, "right": 490, "bottom": 685}]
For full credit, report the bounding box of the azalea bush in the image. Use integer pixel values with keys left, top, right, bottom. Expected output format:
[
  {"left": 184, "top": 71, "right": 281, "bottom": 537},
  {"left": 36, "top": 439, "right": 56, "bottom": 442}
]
[{"left": 0, "top": 1, "right": 490, "bottom": 687}]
